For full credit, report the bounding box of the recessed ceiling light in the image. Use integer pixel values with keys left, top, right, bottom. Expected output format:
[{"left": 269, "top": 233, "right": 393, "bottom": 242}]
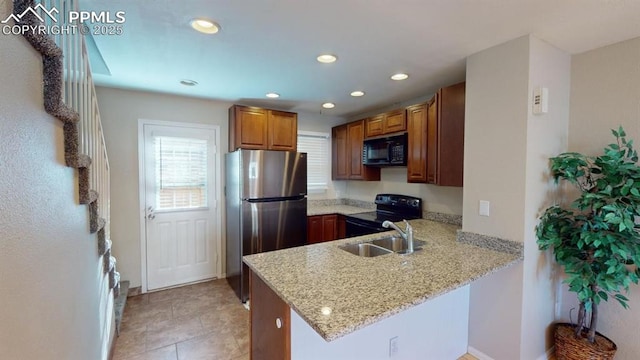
[
  {"left": 391, "top": 73, "right": 409, "bottom": 81},
  {"left": 180, "top": 79, "right": 198, "bottom": 86},
  {"left": 190, "top": 18, "right": 220, "bottom": 34},
  {"left": 265, "top": 92, "right": 280, "bottom": 98},
  {"left": 317, "top": 54, "right": 337, "bottom": 63},
  {"left": 322, "top": 102, "right": 335, "bottom": 109},
  {"left": 350, "top": 90, "right": 365, "bottom": 97}
]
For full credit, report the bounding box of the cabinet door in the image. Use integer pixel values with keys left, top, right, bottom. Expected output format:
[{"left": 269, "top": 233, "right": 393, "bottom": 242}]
[
  {"left": 347, "top": 121, "right": 366, "bottom": 178},
  {"left": 384, "top": 109, "right": 407, "bottom": 134},
  {"left": 406, "top": 103, "right": 427, "bottom": 183},
  {"left": 322, "top": 215, "right": 338, "bottom": 241},
  {"left": 307, "top": 216, "right": 324, "bottom": 244},
  {"left": 437, "top": 82, "right": 465, "bottom": 187},
  {"left": 365, "top": 115, "right": 384, "bottom": 138},
  {"left": 331, "top": 125, "right": 349, "bottom": 180},
  {"left": 337, "top": 215, "right": 346, "bottom": 239},
  {"left": 426, "top": 96, "right": 438, "bottom": 184},
  {"left": 333, "top": 121, "right": 379, "bottom": 181},
  {"left": 251, "top": 271, "right": 290, "bottom": 360},
  {"left": 347, "top": 120, "right": 380, "bottom": 180},
  {"left": 268, "top": 110, "right": 297, "bottom": 151},
  {"left": 230, "top": 105, "right": 268, "bottom": 151}
]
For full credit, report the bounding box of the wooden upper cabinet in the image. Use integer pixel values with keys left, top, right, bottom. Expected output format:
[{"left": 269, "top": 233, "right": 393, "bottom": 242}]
[
  {"left": 331, "top": 124, "right": 349, "bottom": 180},
  {"left": 406, "top": 103, "right": 428, "bottom": 183},
  {"left": 427, "top": 82, "right": 465, "bottom": 187},
  {"left": 365, "top": 115, "right": 384, "bottom": 138},
  {"left": 347, "top": 120, "right": 380, "bottom": 180},
  {"left": 268, "top": 110, "right": 297, "bottom": 151},
  {"left": 348, "top": 121, "right": 365, "bottom": 178},
  {"left": 364, "top": 110, "right": 407, "bottom": 138},
  {"left": 229, "top": 105, "right": 297, "bottom": 152},
  {"left": 251, "top": 271, "right": 291, "bottom": 360},
  {"left": 426, "top": 96, "right": 438, "bottom": 184},
  {"left": 229, "top": 105, "right": 268, "bottom": 151},
  {"left": 405, "top": 82, "right": 465, "bottom": 186},
  {"left": 331, "top": 120, "right": 380, "bottom": 181},
  {"left": 384, "top": 109, "right": 407, "bottom": 134},
  {"left": 435, "top": 82, "right": 465, "bottom": 186}
]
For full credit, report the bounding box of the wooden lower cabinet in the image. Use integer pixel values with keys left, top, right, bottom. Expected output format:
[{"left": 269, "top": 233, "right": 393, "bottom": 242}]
[
  {"left": 307, "top": 215, "right": 323, "bottom": 244},
  {"left": 337, "top": 215, "right": 346, "bottom": 239},
  {"left": 307, "top": 214, "right": 339, "bottom": 244},
  {"left": 251, "top": 271, "right": 290, "bottom": 360}
]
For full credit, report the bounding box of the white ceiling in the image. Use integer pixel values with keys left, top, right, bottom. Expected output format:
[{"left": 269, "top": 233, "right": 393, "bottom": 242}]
[{"left": 80, "top": 0, "right": 640, "bottom": 117}]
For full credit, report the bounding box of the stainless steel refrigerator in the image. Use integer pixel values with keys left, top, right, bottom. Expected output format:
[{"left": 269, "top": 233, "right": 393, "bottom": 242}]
[{"left": 225, "top": 149, "right": 307, "bottom": 302}]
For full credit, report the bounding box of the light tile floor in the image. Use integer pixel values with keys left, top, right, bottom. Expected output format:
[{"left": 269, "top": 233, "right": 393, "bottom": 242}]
[
  {"left": 113, "top": 279, "right": 249, "bottom": 360},
  {"left": 114, "top": 279, "right": 481, "bottom": 360}
]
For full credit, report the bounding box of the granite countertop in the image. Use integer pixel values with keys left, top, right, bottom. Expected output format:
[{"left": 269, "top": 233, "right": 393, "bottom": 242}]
[
  {"left": 307, "top": 203, "right": 373, "bottom": 216},
  {"left": 243, "top": 219, "right": 523, "bottom": 342}
]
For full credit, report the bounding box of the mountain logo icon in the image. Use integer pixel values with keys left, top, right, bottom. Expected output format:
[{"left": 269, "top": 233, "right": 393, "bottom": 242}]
[{"left": 1, "top": 4, "right": 59, "bottom": 24}]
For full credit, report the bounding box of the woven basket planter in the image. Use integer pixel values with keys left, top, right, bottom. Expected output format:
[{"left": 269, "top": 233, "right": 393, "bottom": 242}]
[{"left": 555, "top": 323, "right": 617, "bottom": 360}]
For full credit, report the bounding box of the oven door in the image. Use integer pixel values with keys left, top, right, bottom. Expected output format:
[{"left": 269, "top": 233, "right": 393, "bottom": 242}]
[{"left": 344, "top": 216, "right": 387, "bottom": 237}]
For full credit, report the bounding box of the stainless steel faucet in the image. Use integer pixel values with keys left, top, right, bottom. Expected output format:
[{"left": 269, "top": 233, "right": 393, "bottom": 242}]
[{"left": 382, "top": 220, "right": 414, "bottom": 254}]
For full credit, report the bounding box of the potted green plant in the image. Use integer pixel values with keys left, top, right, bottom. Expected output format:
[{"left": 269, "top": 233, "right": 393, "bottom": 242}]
[{"left": 536, "top": 127, "right": 640, "bottom": 359}]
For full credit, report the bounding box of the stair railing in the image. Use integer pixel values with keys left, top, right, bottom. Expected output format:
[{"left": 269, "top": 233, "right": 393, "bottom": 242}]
[{"left": 39, "top": 0, "right": 111, "bottom": 242}]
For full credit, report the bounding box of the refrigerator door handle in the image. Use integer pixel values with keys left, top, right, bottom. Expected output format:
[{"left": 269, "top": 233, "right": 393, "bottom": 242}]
[{"left": 249, "top": 202, "right": 259, "bottom": 254}]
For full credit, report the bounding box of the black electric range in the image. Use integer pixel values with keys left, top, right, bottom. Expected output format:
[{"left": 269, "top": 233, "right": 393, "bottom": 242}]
[{"left": 344, "top": 194, "right": 422, "bottom": 237}]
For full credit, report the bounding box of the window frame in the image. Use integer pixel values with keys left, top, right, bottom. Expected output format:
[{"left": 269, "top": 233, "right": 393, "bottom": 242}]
[{"left": 297, "top": 130, "right": 331, "bottom": 194}]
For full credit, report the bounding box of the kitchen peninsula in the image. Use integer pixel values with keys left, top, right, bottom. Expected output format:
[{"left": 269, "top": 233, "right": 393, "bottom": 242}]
[{"left": 244, "top": 219, "right": 523, "bottom": 360}]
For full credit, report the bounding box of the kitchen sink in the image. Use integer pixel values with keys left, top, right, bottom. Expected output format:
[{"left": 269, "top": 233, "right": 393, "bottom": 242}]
[
  {"left": 370, "top": 236, "right": 426, "bottom": 253},
  {"left": 338, "top": 243, "right": 393, "bottom": 257},
  {"left": 339, "top": 236, "right": 426, "bottom": 257}
]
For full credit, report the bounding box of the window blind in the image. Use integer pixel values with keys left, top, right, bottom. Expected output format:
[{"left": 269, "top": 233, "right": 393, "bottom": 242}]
[
  {"left": 297, "top": 131, "right": 330, "bottom": 193},
  {"left": 154, "top": 136, "right": 208, "bottom": 210}
]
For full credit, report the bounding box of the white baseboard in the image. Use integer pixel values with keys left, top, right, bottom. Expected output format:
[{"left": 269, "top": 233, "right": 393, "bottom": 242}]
[
  {"left": 468, "top": 345, "right": 555, "bottom": 360},
  {"left": 467, "top": 346, "right": 495, "bottom": 360}
]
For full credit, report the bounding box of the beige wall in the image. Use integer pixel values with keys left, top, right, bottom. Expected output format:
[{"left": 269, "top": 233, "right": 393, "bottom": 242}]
[
  {"left": 0, "top": 5, "right": 112, "bottom": 359},
  {"left": 341, "top": 168, "right": 463, "bottom": 214},
  {"left": 521, "top": 36, "right": 571, "bottom": 360},
  {"left": 463, "top": 35, "right": 529, "bottom": 359},
  {"left": 464, "top": 34, "right": 571, "bottom": 360},
  {"left": 562, "top": 36, "right": 640, "bottom": 360}
]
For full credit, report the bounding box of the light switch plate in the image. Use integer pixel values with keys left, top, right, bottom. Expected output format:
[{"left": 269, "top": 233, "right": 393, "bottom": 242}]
[{"left": 479, "top": 200, "right": 490, "bottom": 217}]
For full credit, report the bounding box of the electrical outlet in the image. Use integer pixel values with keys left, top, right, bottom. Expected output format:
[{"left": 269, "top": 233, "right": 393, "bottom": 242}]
[{"left": 389, "top": 336, "right": 399, "bottom": 357}]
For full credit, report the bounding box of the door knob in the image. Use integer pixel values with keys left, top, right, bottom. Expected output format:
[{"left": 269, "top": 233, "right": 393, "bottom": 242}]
[
  {"left": 146, "top": 206, "right": 156, "bottom": 220},
  {"left": 275, "top": 317, "right": 282, "bottom": 329}
]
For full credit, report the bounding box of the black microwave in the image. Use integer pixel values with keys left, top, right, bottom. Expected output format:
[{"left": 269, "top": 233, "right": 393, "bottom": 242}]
[{"left": 362, "top": 133, "right": 407, "bottom": 166}]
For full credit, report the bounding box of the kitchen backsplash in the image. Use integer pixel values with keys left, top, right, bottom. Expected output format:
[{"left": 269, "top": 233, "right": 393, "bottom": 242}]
[{"left": 308, "top": 198, "right": 462, "bottom": 226}]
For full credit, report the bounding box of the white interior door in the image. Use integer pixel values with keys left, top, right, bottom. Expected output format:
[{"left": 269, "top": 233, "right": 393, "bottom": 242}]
[{"left": 142, "top": 122, "right": 220, "bottom": 291}]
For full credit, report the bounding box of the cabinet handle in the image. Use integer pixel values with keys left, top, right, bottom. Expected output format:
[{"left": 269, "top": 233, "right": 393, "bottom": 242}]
[{"left": 275, "top": 317, "right": 283, "bottom": 329}]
